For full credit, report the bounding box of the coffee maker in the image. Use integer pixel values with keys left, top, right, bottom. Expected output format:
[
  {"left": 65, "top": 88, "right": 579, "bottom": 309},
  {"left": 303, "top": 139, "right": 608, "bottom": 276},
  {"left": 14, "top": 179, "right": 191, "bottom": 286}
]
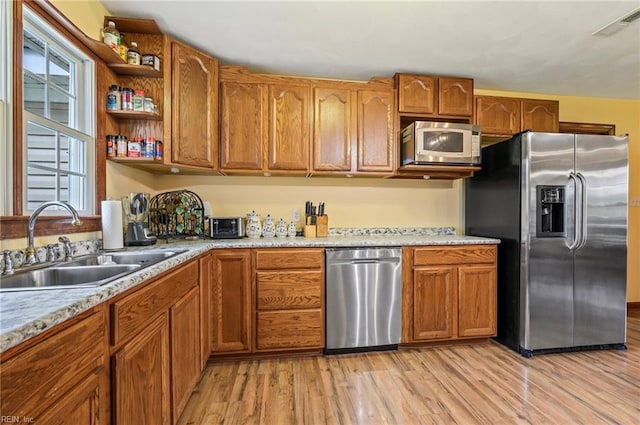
[{"left": 122, "top": 192, "right": 157, "bottom": 246}]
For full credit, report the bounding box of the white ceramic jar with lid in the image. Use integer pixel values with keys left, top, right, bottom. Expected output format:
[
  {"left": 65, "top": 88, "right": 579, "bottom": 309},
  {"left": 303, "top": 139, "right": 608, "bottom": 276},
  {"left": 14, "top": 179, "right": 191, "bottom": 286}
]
[{"left": 246, "top": 211, "right": 262, "bottom": 238}]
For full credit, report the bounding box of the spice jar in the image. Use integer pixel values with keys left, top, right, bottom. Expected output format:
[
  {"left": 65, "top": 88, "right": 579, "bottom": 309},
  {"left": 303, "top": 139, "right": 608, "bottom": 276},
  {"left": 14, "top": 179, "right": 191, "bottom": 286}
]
[
  {"left": 122, "top": 88, "right": 133, "bottom": 111},
  {"left": 133, "top": 90, "right": 145, "bottom": 112},
  {"left": 127, "top": 41, "right": 141, "bottom": 65}
]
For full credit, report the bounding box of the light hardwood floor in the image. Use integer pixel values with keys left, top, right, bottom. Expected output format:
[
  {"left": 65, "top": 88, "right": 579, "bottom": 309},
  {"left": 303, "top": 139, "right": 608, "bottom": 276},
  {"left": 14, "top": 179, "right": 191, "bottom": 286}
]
[{"left": 178, "top": 310, "right": 640, "bottom": 425}]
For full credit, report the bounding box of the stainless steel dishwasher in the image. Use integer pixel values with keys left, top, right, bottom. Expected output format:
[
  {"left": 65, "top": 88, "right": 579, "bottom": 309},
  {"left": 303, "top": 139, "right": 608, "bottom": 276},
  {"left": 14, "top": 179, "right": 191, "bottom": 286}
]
[{"left": 325, "top": 247, "right": 402, "bottom": 353}]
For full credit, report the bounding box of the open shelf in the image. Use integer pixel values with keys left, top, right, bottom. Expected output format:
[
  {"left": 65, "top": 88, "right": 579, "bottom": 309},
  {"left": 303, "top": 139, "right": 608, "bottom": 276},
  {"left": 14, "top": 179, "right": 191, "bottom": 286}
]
[{"left": 107, "top": 110, "right": 162, "bottom": 120}]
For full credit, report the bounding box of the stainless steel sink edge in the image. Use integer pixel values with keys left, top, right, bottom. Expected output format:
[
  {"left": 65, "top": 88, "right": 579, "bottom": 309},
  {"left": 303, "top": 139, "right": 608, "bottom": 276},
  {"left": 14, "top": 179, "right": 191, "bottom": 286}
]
[{"left": 0, "top": 249, "right": 189, "bottom": 292}]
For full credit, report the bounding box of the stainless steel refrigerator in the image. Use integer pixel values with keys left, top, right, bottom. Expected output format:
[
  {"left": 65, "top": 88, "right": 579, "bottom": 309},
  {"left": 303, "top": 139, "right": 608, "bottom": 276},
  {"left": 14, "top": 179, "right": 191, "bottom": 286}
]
[{"left": 465, "top": 131, "right": 628, "bottom": 357}]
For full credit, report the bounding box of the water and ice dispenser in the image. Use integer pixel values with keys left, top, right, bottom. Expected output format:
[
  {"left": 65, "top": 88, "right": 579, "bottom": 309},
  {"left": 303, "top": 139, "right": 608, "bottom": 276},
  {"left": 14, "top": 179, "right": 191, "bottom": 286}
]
[{"left": 536, "top": 186, "right": 565, "bottom": 237}]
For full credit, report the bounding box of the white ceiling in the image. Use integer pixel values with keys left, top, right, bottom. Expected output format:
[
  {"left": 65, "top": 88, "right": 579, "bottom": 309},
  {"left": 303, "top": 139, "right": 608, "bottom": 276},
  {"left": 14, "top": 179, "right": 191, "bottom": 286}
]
[{"left": 101, "top": 0, "right": 640, "bottom": 99}]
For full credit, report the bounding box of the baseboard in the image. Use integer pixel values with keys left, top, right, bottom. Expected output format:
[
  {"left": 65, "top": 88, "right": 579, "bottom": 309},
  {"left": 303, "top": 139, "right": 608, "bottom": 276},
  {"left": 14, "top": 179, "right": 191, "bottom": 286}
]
[{"left": 628, "top": 302, "right": 640, "bottom": 310}]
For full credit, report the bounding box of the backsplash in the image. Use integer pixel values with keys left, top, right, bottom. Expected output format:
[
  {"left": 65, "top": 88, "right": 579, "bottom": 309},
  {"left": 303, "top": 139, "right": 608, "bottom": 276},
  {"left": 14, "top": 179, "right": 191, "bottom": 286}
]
[
  {"left": 329, "top": 227, "right": 455, "bottom": 236},
  {"left": 0, "top": 227, "right": 454, "bottom": 271},
  {"left": 1, "top": 239, "right": 102, "bottom": 270}
]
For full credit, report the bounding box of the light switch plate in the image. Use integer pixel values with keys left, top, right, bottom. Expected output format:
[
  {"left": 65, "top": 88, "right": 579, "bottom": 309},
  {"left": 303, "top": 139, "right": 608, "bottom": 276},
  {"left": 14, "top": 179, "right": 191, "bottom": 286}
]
[
  {"left": 291, "top": 208, "right": 301, "bottom": 222},
  {"left": 631, "top": 197, "right": 640, "bottom": 208}
]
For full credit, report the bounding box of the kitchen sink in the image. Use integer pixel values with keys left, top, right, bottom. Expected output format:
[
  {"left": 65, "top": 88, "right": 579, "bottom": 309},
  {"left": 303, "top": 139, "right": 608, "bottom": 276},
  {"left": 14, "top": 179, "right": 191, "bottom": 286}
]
[
  {"left": 0, "top": 264, "right": 141, "bottom": 291},
  {"left": 62, "top": 250, "right": 185, "bottom": 267},
  {"left": 0, "top": 249, "right": 187, "bottom": 291}
]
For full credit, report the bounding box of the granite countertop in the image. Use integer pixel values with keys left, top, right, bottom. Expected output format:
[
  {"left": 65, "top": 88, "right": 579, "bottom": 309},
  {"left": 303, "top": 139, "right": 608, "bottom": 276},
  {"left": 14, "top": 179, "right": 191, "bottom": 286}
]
[{"left": 0, "top": 230, "right": 499, "bottom": 353}]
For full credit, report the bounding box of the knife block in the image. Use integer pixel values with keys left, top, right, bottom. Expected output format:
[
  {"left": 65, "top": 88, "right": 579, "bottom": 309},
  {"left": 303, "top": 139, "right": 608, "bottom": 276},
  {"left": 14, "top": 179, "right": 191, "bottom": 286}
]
[
  {"left": 304, "top": 224, "right": 317, "bottom": 238},
  {"left": 316, "top": 215, "right": 328, "bottom": 237}
]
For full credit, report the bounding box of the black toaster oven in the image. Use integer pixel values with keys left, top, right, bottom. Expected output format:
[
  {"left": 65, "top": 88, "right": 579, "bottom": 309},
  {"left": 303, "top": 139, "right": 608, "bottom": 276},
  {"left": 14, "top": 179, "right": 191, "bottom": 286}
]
[{"left": 208, "top": 217, "right": 245, "bottom": 239}]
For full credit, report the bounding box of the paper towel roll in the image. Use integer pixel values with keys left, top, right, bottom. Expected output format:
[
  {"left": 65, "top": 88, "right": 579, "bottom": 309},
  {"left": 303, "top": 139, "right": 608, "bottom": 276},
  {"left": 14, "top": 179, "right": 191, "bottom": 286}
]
[{"left": 101, "top": 200, "right": 124, "bottom": 250}]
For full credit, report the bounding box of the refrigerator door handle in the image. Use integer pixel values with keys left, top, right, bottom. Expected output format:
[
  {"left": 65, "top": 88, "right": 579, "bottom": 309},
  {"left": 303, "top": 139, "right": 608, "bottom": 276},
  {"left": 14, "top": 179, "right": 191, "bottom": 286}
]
[
  {"left": 568, "top": 172, "right": 582, "bottom": 251},
  {"left": 576, "top": 172, "right": 588, "bottom": 249}
]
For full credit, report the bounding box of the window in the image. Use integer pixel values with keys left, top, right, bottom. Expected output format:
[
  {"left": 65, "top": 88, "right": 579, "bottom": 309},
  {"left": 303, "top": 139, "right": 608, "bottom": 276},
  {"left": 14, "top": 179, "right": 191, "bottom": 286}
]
[{"left": 22, "top": 6, "right": 95, "bottom": 215}]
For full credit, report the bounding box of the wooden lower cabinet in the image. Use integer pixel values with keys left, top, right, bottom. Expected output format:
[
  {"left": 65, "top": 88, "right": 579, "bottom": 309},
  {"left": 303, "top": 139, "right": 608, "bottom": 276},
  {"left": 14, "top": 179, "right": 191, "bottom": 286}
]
[
  {"left": 255, "top": 248, "right": 325, "bottom": 353},
  {"left": 403, "top": 245, "right": 497, "bottom": 343},
  {"left": 199, "top": 253, "right": 213, "bottom": 368},
  {"left": 36, "top": 367, "right": 109, "bottom": 425},
  {"left": 171, "top": 286, "right": 201, "bottom": 419},
  {"left": 0, "top": 306, "right": 109, "bottom": 424},
  {"left": 110, "top": 258, "right": 202, "bottom": 425},
  {"left": 211, "top": 249, "right": 253, "bottom": 354},
  {"left": 113, "top": 313, "right": 171, "bottom": 425}
]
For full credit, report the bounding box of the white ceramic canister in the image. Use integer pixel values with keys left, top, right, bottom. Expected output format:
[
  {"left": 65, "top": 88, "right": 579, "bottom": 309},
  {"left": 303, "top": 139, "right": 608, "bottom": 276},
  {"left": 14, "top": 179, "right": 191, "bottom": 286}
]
[
  {"left": 262, "top": 214, "right": 276, "bottom": 238},
  {"left": 287, "top": 221, "right": 297, "bottom": 237},
  {"left": 275, "top": 218, "right": 287, "bottom": 238},
  {"left": 246, "top": 211, "right": 262, "bottom": 238}
]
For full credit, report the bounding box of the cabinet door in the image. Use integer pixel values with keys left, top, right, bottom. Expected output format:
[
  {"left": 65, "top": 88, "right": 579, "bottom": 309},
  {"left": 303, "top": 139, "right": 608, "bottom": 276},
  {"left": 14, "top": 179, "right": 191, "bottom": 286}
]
[
  {"left": 220, "top": 81, "right": 265, "bottom": 170},
  {"left": 171, "top": 42, "right": 219, "bottom": 169},
  {"left": 211, "top": 250, "right": 252, "bottom": 353},
  {"left": 438, "top": 77, "right": 473, "bottom": 116},
  {"left": 312, "top": 87, "right": 355, "bottom": 172},
  {"left": 413, "top": 266, "right": 454, "bottom": 340},
  {"left": 357, "top": 89, "right": 395, "bottom": 173},
  {"left": 35, "top": 367, "right": 109, "bottom": 425},
  {"left": 397, "top": 74, "right": 436, "bottom": 114},
  {"left": 474, "top": 96, "right": 521, "bottom": 136},
  {"left": 458, "top": 265, "right": 497, "bottom": 338},
  {"left": 267, "top": 84, "right": 310, "bottom": 171},
  {"left": 113, "top": 313, "right": 170, "bottom": 425},
  {"left": 199, "top": 253, "right": 213, "bottom": 369},
  {"left": 522, "top": 99, "right": 559, "bottom": 133},
  {"left": 171, "top": 286, "right": 201, "bottom": 422}
]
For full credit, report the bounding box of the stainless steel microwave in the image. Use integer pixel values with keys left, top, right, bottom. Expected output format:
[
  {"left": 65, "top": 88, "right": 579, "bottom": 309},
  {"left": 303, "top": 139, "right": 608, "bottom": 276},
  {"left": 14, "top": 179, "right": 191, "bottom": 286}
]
[{"left": 401, "top": 121, "right": 481, "bottom": 165}]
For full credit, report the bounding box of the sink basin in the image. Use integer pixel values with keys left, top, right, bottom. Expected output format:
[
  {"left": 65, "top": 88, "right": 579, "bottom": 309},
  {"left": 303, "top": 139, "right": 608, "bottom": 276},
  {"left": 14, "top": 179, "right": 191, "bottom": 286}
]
[
  {"left": 63, "top": 250, "right": 185, "bottom": 267},
  {"left": 0, "top": 264, "right": 141, "bottom": 291},
  {"left": 0, "top": 249, "right": 187, "bottom": 291}
]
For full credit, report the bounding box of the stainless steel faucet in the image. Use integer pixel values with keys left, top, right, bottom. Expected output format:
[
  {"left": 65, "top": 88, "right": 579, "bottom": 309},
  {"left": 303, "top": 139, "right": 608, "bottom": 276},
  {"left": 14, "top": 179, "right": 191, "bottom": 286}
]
[{"left": 25, "top": 201, "right": 83, "bottom": 265}]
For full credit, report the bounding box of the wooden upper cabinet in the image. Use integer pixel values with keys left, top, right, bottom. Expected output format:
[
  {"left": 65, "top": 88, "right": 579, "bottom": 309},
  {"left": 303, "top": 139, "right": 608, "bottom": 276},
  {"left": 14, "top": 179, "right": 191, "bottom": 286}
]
[
  {"left": 438, "top": 77, "right": 473, "bottom": 116},
  {"left": 220, "top": 81, "right": 265, "bottom": 171},
  {"left": 357, "top": 89, "right": 395, "bottom": 173},
  {"left": 171, "top": 41, "right": 219, "bottom": 169},
  {"left": 396, "top": 74, "right": 473, "bottom": 118},
  {"left": 397, "top": 74, "right": 436, "bottom": 114},
  {"left": 474, "top": 96, "right": 521, "bottom": 136},
  {"left": 267, "top": 84, "right": 310, "bottom": 172},
  {"left": 312, "top": 87, "right": 355, "bottom": 172},
  {"left": 475, "top": 95, "right": 559, "bottom": 137},
  {"left": 522, "top": 99, "right": 559, "bottom": 133}
]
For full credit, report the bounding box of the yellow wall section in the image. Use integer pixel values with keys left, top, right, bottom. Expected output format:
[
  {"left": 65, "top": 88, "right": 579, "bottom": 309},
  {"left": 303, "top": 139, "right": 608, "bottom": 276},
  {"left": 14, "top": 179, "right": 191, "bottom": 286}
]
[{"left": 48, "top": 0, "right": 109, "bottom": 39}]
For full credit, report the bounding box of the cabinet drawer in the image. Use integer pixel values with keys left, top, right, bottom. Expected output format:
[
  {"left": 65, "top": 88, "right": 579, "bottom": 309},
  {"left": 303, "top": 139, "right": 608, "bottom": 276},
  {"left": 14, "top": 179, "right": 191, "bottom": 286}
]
[
  {"left": 111, "top": 260, "right": 198, "bottom": 345},
  {"left": 413, "top": 245, "right": 496, "bottom": 266},
  {"left": 1, "top": 309, "right": 106, "bottom": 418},
  {"left": 255, "top": 248, "right": 324, "bottom": 269},
  {"left": 256, "top": 310, "right": 323, "bottom": 350},
  {"left": 257, "top": 271, "right": 323, "bottom": 310}
]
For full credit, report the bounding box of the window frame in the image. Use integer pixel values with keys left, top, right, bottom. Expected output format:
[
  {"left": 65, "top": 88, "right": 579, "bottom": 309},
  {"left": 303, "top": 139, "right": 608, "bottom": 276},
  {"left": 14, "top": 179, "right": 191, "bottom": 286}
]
[
  {"left": 22, "top": 6, "right": 96, "bottom": 215},
  {"left": 0, "top": 0, "right": 105, "bottom": 240}
]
